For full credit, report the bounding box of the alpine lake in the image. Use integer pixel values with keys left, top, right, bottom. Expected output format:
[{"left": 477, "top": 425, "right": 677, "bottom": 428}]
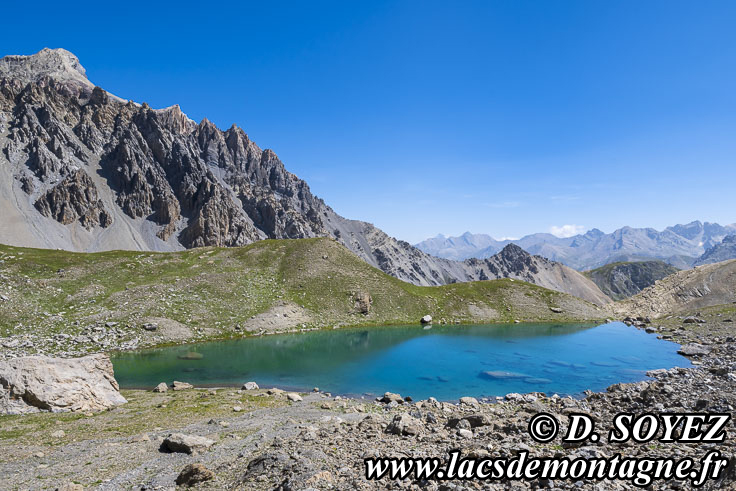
[{"left": 111, "top": 322, "right": 690, "bottom": 401}]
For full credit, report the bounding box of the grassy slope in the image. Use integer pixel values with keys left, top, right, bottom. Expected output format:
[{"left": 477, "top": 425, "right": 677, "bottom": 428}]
[{"left": 0, "top": 238, "right": 604, "bottom": 355}]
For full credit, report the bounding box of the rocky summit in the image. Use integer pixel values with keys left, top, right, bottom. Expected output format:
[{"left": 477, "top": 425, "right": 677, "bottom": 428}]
[{"left": 0, "top": 48, "right": 608, "bottom": 304}]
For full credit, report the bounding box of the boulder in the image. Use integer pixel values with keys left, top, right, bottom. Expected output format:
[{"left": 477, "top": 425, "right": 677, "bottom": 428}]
[
  {"left": 549, "top": 307, "right": 563, "bottom": 313},
  {"left": 379, "top": 392, "right": 403, "bottom": 404},
  {"left": 420, "top": 315, "right": 432, "bottom": 324},
  {"left": 176, "top": 463, "right": 215, "bottom": 486},
  {"left": 172, "top": 381, "right": 194, "bottom": 391},
  {"left": 152, "top": 382, "right": 168, "bottom": 393},
  {"left": 0, "top": 354, "right": 127, "bottom": 415},
  {"left": 287, "top": 392, "right": 303, "bottom": 402},
  {"left": 386, "top": 413, "right": 423, "bottom": 436},
  {"left": 162, "top": 433, "right": 215, "bottom": 454},
  {"left": 242, "top": 381, "right": 259, "bottom": 390},
  {"left": 459, "top": 396, "right": 479, "bottom": 406},
  {"left": 678, "top": 343, "right": 711, "bottom": 356}
]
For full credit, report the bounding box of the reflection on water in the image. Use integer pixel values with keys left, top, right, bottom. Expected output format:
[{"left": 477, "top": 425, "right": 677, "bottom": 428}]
[{"left": 112, "top": 322, "right": 689, "bottom": 400}]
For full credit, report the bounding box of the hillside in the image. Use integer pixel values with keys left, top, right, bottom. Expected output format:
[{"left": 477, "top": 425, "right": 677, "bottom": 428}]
[
  {"left": 0, "top": 238, "right": 605, "bottom": 358},
  {"left": 616, "top": 259, "right": 736, "bottom": 318},
  {"left": 585, "top": 260, "right": 679, "bottom": 301}
]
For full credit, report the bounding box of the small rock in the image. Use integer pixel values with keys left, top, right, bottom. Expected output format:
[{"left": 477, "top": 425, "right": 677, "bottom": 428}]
[
  {"left": 175, "top": 463, "right": 215, "bottom": 486},
  {"left": 50, "top": 430, "right": 65, "bottom": 438},
  {"left": 233, "top": 406, "right": 243, "bottom": 412},
  {"left": 242, "top": 381, "right": 259, "bottom": 390},
  {"left": 457, "top": 428, "right": 474, "bottom": 438},
  {"left": 420, "top": 315, "right": 432, "bottom": 324},
  {"left": 549, "top": 307, "right": 563, "bottom": 313},
  {"left": 142, "top": 322, "right": 158, "bottom": 331},
  {"left": 287, "top": 393, "right": 303, "bottom": 402},
  {"left": 152, "top": 382, "right": 168, "bottom": 393}
]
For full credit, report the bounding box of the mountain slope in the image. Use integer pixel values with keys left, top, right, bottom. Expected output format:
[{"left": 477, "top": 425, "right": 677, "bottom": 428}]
[
  {"left": 416, "top": 222, "right": 736, "bottom": 270},
  {"left": 585, "top": 261, "right": 679, "bottom": 301},
  {"left": 693, "top": 235, "right": 736, "bottom": 266},
  {"left": 616, "top": 259, "right": 736, "bottom": 318},
  {"left": 0, "top": 48, "right": 612, "bottom": 305},
  {"left": 0, "top": 238, "right": 605, "bottom": 357}
]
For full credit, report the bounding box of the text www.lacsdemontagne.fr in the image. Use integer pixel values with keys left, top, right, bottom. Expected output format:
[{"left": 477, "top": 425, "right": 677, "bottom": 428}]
[{"left": 364, "top": 450, "right": 728, "bottom": 487}]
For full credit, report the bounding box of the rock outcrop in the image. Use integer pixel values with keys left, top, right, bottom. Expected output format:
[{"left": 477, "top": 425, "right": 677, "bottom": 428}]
[
  {"left": 0, "top": 48, "right": 609, "bottom": 304},
  {"left": 585, "top": 260, "right": 679, "bottom": 300},
  {"left": 0, "top": 353, "right": 127, "bottom": 414}
]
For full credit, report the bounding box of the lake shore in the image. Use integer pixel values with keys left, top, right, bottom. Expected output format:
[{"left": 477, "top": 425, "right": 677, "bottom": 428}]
[{"left": 1, "top": 306, "right": 734, "bottom": 489}]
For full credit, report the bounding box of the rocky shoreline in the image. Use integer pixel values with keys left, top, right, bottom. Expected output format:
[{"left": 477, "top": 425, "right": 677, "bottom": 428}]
[{"left": 0, "top": 307, "right": 734, "bottom": 489}]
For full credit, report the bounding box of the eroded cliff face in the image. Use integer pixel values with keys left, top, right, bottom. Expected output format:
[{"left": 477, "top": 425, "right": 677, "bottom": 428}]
[{"left": 0, "top": 48, "right": 610, "bottom": 305}]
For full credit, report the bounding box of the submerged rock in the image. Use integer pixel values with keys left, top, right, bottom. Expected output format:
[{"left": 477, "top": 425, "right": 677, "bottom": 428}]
[
  {"left": 0, "top": 354, "right": 127, "bottom": 415},
  {"left": 178, "top": 351, "right": 204, "bottom": 360}
]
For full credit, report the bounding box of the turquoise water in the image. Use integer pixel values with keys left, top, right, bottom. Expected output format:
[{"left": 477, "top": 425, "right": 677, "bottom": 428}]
[{"left": 111, "top": 322, "right": 689, "bottom": 400}]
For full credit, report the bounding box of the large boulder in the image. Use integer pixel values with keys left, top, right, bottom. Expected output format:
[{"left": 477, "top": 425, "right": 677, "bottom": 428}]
[
  {"left": 162, "top": 433, "right": 215, "bottom": 454},
  {"left": 0, "top": 354, "right": 127, "bottom": 414}
]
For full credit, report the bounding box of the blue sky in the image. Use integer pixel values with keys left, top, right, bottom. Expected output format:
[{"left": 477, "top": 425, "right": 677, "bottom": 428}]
[{"left": 3, "top": 1, "right": 735, "bottom": 242}]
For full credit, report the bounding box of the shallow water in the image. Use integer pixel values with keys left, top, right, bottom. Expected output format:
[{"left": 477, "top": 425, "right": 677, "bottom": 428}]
[{"left": 111, "top": 322, "right": 689, "bottom": 400}]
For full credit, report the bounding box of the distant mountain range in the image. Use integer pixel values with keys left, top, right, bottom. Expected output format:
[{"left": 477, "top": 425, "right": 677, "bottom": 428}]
[{"left": 416, "top": 221, "right": 736, "bottom": 271}]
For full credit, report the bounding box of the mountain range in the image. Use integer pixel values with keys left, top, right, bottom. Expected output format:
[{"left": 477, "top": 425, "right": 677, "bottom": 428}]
[
  {"left": 416, "top": 222, "right": 736, "bottom": 271},
  {"left": 0, "top": 48, "right": 610, "bottom": 305}
]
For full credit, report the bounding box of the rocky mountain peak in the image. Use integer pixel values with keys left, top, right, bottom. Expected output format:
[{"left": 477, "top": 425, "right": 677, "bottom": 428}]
[
  {"left": 0, "top": 48, "right": 89, "bottom": 86},
  {"left": 496, "top": 243, "right": 529, "bottom": 260}
]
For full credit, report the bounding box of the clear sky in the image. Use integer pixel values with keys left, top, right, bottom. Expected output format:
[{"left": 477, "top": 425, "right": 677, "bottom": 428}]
[{"left": 3, "top": 1, "right": 735, "bottom": 242}]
